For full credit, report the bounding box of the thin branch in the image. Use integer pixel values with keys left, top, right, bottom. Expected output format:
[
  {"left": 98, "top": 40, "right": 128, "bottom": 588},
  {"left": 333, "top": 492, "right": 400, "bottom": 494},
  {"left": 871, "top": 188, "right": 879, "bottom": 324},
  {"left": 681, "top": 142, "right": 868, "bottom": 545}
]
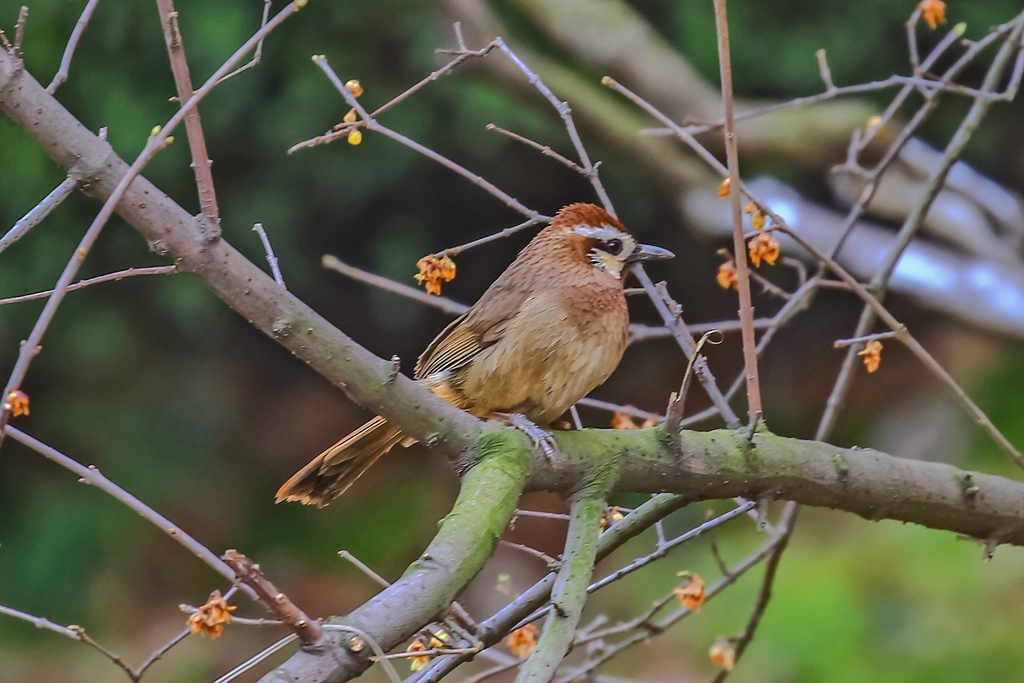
[
  {"left": 435, "top": 217, "right": 548, "bottom": 258},
  {"left": 312, "top": 54, "right": 541, "bottom": 222},
  {"left": 486, "top": 123, "right": 585, "bottom": 173},
  {"left": 816, "top": 13, "right": 1024, "bottom": 465},
  {"left": 155, "top": 0, "right": 220, "bottom": 225},
  {"left": 0, "top": 175, "right": 78, "bottom": 255},
  {"left": 833, "top": 331, "right": 897, "bottom": 348},
  {"left": 713, "top": 0, "right": 761, "bottom": 423},
  {"left": 322, "top": 254, "right": 468, "bottom": 315},
  {"left": 222, "top": 550, "right": 324, "bottom": 647},
  {"left": 13, "top": 6, "right": 26, "bottom": 60},
  {"left": 576, "top": 398, "right": 659, "bottom": 423},
  {"left": 500, "top": 540, "right": 560, "bottom": 568},
  {"left": 514, "top": 509, "right": 572, "bottom": 521},
  {"left": 253, "top": 222, "right": 285, "bottom": 288},
  {"left": 0, "top": 266, "right": 178, "bottom": 306},
  {"left": 132, "top": 627, "right": 192, "bottom": 680},
  {"left": 288, "top": 40, "right": 504, "bottom": 154},
  {"left": 571, "top": 501, "right": 755, "bottom": 602},
  {"left": 0, "top": 604, "right": 136, "bottom": 681},
  {"left": 216, "top": 0, "right": 272, "bottom": 85},
  {"left": 558, "top": 533, "right": 784, "bottom": 681},
  {"left": 46, "top": 0, "right": 100, "bottom": 93},
  {"left": 338, "top": 550, "right": 391, "bottom": 588},
  {"left": 5, "top": 427, "right": 257, "bottom": 600},
  {"left": 633, "top": 268, "right": 740, "bottom": 429},
  {"left": 483, "top": 39, "right": 615, "bottom": 213}
]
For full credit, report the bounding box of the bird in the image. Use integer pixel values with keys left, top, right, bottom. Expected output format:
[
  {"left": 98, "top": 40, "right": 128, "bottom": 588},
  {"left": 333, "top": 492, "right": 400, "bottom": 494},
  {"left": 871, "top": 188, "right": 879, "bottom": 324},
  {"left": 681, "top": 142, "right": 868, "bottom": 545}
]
[{"left": 276, "top": 203, "right": 674, "bottom": 507}]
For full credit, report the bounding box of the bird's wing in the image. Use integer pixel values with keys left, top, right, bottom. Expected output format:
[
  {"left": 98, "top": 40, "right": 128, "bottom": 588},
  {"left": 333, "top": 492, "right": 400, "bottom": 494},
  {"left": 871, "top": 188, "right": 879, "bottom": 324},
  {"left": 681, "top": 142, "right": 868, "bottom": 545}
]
[{"left": 414, "top": 282, "right": 528, "bottom": 381}]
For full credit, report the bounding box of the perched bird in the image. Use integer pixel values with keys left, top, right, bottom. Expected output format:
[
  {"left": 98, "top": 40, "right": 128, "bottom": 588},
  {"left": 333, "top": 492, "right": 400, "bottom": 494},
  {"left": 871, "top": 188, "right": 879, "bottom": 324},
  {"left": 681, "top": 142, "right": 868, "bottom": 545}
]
[{"left": 276, "top": 203, "right": 674, "bottom": 507}]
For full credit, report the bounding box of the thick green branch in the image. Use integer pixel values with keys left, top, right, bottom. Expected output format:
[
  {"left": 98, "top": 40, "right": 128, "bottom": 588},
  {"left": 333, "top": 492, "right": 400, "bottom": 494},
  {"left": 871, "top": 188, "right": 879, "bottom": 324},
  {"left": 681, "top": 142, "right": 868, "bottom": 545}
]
[
  {"left": 262, "top": 428, "right": 531, "bottom": 683},
  {"left": 534, "top": 427, "right": 1024, "bottom": 547},
  {"left": 515, "top": 490, "right": 605, "bottom": 683}
]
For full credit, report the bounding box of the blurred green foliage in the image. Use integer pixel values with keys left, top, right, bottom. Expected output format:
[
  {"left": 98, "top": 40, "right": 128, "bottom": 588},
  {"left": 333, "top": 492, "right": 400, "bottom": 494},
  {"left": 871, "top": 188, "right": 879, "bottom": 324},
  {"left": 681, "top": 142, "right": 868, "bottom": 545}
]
[{"left": 1, "top": 0, "right": 1023, "bottom": 681}]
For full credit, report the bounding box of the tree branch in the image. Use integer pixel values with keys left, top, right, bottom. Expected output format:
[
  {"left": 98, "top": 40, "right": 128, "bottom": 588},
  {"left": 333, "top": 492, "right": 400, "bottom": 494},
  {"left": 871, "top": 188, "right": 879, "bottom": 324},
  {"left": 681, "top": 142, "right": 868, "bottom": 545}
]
[
  {"left": 525, "top": 426, "right": 1024, "bottom": 547},
  {"left": 515, "top": 491, "right": 605, "bottom": 683}
]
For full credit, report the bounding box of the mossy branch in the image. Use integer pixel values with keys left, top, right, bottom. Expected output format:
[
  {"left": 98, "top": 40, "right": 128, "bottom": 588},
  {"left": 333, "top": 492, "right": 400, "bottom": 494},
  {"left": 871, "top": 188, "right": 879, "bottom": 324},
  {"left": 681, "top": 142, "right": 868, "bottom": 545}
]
[
  {"left": 514, "top": 490, "right": 605, "bottom": 683},
  {"left": 262, "top": 428, "right": 532, "bottom": 683}
]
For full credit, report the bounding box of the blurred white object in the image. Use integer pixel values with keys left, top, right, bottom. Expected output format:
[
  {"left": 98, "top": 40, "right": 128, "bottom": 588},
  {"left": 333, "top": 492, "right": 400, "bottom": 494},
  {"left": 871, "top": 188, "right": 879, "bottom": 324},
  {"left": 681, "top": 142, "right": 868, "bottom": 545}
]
[
  {"left": 830, "top": 138, "right": 1024, "bottom": 264},
  {"left": 684, "top": 176, "right": 1024, "bottom": 338}
]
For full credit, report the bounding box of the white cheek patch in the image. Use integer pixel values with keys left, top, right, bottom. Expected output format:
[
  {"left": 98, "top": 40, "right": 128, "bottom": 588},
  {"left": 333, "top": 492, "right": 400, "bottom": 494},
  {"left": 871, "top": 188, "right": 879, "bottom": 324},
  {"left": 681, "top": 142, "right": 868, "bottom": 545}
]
[{"left": 589, "top": 250, "right": 624, "bottom": 278}]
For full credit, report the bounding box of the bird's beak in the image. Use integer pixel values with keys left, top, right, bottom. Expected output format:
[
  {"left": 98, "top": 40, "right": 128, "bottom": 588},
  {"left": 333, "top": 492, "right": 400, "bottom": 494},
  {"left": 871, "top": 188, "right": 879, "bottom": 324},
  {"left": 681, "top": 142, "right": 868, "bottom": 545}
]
[{"left": 627, "top": 244, "right": 675, "bottom": 262}]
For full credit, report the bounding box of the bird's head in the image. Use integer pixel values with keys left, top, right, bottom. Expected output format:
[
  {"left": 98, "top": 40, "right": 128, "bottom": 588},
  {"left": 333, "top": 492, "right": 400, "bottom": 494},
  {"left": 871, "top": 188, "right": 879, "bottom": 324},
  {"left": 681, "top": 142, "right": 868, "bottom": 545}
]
[{"left": 550, "top": 203, "right": 674, "bottom": 279}]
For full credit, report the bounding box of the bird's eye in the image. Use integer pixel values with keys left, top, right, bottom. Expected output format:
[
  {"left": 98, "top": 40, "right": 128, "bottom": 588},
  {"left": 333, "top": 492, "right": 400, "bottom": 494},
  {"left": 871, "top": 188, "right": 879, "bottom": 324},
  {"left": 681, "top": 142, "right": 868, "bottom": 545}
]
[{"left": 602, "top": 239, "right": 623, "bottom": 255}]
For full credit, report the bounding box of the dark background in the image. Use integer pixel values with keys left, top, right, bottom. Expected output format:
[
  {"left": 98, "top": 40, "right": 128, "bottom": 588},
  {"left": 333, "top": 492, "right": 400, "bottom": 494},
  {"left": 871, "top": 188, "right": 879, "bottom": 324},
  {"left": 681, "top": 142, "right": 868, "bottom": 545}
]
[{"left": 1, "top": 0, "right": 1023, "bottom": 681}]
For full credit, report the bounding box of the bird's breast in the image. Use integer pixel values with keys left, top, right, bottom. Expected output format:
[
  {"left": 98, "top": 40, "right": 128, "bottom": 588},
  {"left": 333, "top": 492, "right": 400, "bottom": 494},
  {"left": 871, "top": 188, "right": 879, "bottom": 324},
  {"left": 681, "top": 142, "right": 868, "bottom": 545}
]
[{"left": 456, "top": 284, "right": 628, "bottom": 423}]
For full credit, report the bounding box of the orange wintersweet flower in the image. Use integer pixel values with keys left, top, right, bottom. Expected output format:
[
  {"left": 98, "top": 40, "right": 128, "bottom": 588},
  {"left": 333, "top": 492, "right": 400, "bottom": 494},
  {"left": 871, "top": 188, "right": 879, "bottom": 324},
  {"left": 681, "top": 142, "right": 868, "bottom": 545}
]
[
  {"left": 186, "top": 590, "right": 236, "bottom": 639},
  {"left": 5, "top": 390, "right": 29, "bottom": 417},
  {"left": 717, "top": 178, "right": 731, "bottom": 198},
  {"left": 415, "top": 255, "right": 457, "bottom": 296},
  {"left": 407, "top": 638, "right": 430, "bottom": 671},
  {"left": 612, "top": 411, "right": 639, "bottom": 430},
  {"left": 507, "top": 623, "right": 538, "bottom": 659},
  {"left": 345, "top": 79, "right": 364, "bottom": 98},
  {"left": 674, "top": 573, "right": 706, "bottom": 611},
  {"left": 858, "top": 339, "right": 883, "bottom": 373},
  {"left": 717, "top": 259, "right": 739, "bottom": 290},
  {"left": 742, "top": 202, "right": 766, "bottom": 230},
  {"left": 919, "top": 0, "right": 947, "bottom": 30},
  {"left": 748, "top": 232, "right": 780, "bottom": 267},
  {"left": 710, "top": 636, "right": 736, "bottom": 671}
]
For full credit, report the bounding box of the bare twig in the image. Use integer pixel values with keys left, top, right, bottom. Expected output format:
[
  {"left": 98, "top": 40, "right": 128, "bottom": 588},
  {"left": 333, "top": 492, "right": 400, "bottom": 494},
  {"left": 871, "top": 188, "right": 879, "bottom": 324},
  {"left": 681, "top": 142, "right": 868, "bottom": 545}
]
[
  {"left": 0, "top": 175, "right": 78, "bottom": 255},
  {"left": 288, "top": 40, "right": 504, "bottom": 154},
  {"left": 132, "top": 627, "right": 192, "bottom": 680},
  {"left": 156, "top": 0, "right": 220, "bottom": 225},
  {"left": 46, "top": 0, "right": 100, "bottom": 93},
  {"left": 435, "top": 217, "right": 548, "bottom": 258},
  {"left": 814, "top": 13, "right": 1024, "bottom": 466},
  {"left": 713, "top": 0, "right": 761, "bottom": 423},
  {"left": 12, "top": 6, "right": 26, "bottom": 60},
  {"left": 576, "top": 398, "right": 659, "bottom": 423},
  {"left": 313, "top": 54, "right": 542, "bottom": 222},
  {"left": 559, "top": 533, "right": 785, "bottom": 681},
  {"left": 499, "top": 540, "right": 559, "bottom": 568},
  {"left": 253, "top": 222, "right": 285, "bottom": 288},
  {"left": 833, "top": 331, "right": 897, "bottom": 348},
  {"left": 339, "top": 550, "right": 391, "bottom": 588},
  {"left": 486, "top": 123, "right": 584, "bottom": 174},
  {"left": 0, "top": 266, "right": 178, "bottom": 306},
  {"left": 633, "top": 268, "right": 740, "bottom": 428},
  {"left": 216, "top": 0, "right": 272, "bottom": 84},
  {"left": 322, "top": 254, "right": 468, "bottom": 315},
  {"left": 222, "top": 549, "right": 324, "bottom": 647}
]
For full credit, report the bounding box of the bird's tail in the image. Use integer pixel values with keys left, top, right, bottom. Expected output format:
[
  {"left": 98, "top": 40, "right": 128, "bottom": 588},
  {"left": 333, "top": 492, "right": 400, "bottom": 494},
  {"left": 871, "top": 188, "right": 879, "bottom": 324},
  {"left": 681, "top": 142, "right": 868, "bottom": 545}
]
[{"left": 275, "top": 416, "right": 413, "bottom": 507}]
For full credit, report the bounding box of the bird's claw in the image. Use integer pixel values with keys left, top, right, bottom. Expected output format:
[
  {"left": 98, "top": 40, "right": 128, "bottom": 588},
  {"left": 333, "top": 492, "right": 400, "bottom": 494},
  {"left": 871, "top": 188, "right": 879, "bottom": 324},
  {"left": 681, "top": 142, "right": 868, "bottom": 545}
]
[{"left": 507, "top": 413, "right": 558, "bottom": 459}]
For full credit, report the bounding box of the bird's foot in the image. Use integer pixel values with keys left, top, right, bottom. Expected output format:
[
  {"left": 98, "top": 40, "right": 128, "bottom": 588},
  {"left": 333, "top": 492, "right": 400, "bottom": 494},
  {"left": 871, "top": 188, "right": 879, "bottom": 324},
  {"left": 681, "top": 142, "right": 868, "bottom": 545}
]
[{"left": 494, "top": 412, "right": 558, "bottom": 459}]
